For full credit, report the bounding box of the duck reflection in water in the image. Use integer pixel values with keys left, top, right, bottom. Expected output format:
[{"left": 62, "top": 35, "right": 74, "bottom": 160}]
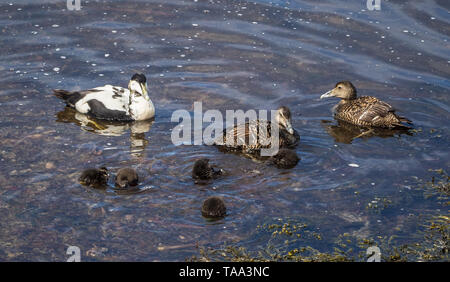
[
  {"left": 56, "top": 107, "right": 153, "bottom": 156},
  {"left": 322, "top": 120, "right": 412, "bottom": 144}
]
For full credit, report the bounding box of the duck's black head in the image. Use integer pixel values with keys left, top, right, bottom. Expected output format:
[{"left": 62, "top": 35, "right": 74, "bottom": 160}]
[
  {"left": 115, "top": 167, "right": 139, "bottom": 189},
  {"left": 131, "top": 73, "right": 146, "bottom": 84},
  {"left": 201, "top": 197, "right": 227, "bottom": 218},
  {"left": 129, "top": 73, "right": 148, "bottom": 97},
  {"left": 269, "top": 148, "right": 299, "bottom": 169},
  {"left": 321, "top": 81, "right": 357, "bottom": 100}
]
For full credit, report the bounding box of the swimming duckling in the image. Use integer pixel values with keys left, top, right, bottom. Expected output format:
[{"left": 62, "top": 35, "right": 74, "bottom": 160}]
[
  {"left": 201, "top": 197, "right": 226, "bottom": 218},
  {"left": 320, "top": 81, "right": 412, "bottom": 129},
  {"left": 214, "top": 106, "right": 299, "bottom": 155},
  {"left": 192, "top": 159, "right": 223, "bottom": 183},
  {"left": 268, "top": 148, "right": 300, "bottom": 169},
  {"left": 115, "top": 167, "right": 139, "bottom": 189},
  {"left": 79, "top": 167, "right": 109, "bottom": 188},
  {"left": 54, "top": 73, "right": 155, "bottom": 121}
]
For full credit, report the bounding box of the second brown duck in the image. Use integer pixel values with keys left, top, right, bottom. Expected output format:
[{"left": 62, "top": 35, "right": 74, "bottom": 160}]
[{"left": 320, "top": 81, "right": 412, "bottom": 129}]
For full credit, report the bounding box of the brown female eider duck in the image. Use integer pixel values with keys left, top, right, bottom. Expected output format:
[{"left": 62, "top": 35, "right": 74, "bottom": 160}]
[
  {"left": 268, "top": 148, "right": 300, "bottom": 169},
  {"left": 320, "top": 81, "right": 412, "bottom": 129},
  {"left": 214, "top": 106, "right": 299, "bottom": 155},
  {"left": 201, "top": 197, "right": 226, "bottom": 218},
  {"left": 115, "top": 167, "right": 139, "bottom": 189},
  {"left": 79, "top": 167, "right": 109, "bottom": 188},
  {"left": 192, "top": 159, "right": 223, "bottom": 183},
  {"left": 54, "top": 73, "right": 155, "bottom": 121}
]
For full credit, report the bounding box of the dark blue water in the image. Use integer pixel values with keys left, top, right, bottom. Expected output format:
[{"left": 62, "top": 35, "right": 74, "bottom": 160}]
[{"left": 0, "top": 0, "right": 449, "bottom": 261}]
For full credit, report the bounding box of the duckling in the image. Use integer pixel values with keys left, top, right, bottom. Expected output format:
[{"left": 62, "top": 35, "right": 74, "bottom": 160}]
[
  {"left": 115, "top": 167, "right": 139, "bottom": 189},
  {"left": 54, "top": 73, "right": 155, "bottom": 121},
  {"left": 320, "top": 81, "right": 412, "bottom": 129},
  {"left": 79, "top": 167, "right": 109, "bottom": 188},
  {"left": 201, "top": 197, "right": 227, "bottom": 218},
  {"left": 192, "top": 159, "right": 223, "bottom": 182},
  {"left": 268, "top": 148, "right": 300, "bottom": 169},
  {"left": 214, "top": 106, "right": 299, "bottom": 155}
]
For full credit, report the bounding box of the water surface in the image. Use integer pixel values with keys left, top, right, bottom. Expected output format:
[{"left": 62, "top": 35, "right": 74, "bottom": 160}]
[{"left": 0, "top": 0, "right": 449, "bottom": 261}]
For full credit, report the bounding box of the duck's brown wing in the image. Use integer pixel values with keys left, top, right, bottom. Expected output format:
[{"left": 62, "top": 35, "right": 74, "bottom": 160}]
[
  {"left": 356, "top": 97, "right": 394, "bottom": 122},
  {"left": 337, "top": 96, "right": 411, "bottom": 128},
  {"left": 217, "top": 120, "right": 272, "bottom": 149}
]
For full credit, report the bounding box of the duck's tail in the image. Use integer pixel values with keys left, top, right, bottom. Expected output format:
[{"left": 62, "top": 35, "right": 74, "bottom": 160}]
[
  {"left": 53, "top": 89, "right": 82, "bottom": 107},
  {"left": 393, "top": 115, "right": 413, "bottom": 129},
  {"left": 53, "top": 89, "right": 72, "bottom": 100}
]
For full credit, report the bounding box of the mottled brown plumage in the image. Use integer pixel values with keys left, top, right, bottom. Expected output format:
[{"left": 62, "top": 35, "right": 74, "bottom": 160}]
[
  {"left": 79, "top": 167, "right": 109, "bottom": 188},
  {"left": 214, "top": 106, "right": 300, "bottom": 154},
  {"left": 201, "top": 197, "right": 226, "bottom": 218},
  {"left": 320, "top": 81, "right": 412, "bottom": 129}
]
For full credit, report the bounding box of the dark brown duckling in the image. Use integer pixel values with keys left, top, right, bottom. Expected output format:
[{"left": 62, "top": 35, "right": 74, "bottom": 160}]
[
  {"left": 192, "top": 159, "right": 223, "bottom": 182},
  {"left": 115, "top": 167, "right": 139, "bottom": 189},
  {"left": 214, "top": 106, "right": 300, "bottom": 155},
  {"left": 320, "top": 81, "right": 412, "bottom": 129},
  {"left": 79, "top": 167, "right": 108, "bottom": 188},
  {"left": 268, "top": 148, "right": 300, "bottom": 169},
  {"left": 201, "top": 197, "right": 226, "bottom": 218}
]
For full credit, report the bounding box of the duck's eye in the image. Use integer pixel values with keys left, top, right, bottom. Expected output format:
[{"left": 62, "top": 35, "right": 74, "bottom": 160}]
[{"left": 338, "top": 86, "right": 342, "bottom": 89}]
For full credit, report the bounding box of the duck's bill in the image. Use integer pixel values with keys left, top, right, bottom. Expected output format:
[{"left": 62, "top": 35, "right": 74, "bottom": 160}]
[
  {"left": 140, "top": 83, "right": 148, "bottom": 97},
  {"left": 320, "top": 90, "right": 334, "bottom": 99},
  {"left": 285, "top": 121, "right": 294, "bottom": 134}
]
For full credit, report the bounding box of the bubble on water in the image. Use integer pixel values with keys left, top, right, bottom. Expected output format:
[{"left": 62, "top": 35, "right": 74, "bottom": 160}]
[
  {"left": 348, "top": 163, "right": 359, "bottom": 168},
  {"left": 104, "top": 53, "right": 110, "bottom": 57},
  {"left": 53, "top": 67, "right": 60, "bottom": 72}
]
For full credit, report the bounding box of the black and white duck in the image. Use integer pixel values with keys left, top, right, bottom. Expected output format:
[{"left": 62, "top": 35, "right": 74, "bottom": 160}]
[
  {"left": 54, "top": 73, "right": 155, "bottom": 121},
  {"left": 214, "top": 106, "right": 299, "bottom": 155},
  {"left": 320, "top": 81, "right": 412, "bottom": 129},
  {"left": 115, "top": 167, "right": 139, "bottom": 189},
  {"left": 201, "top": 197, "right": 226, "bottom": 218},
  {"left": 79, "top": 167, "right": 109, "bottom": 188},
  {"left": 192, "top": 158, "right": 223, "bottom": 183}
]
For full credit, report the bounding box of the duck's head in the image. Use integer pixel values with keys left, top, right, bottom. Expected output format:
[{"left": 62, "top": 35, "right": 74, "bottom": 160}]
[
  {"left": 320, "top": 81, "right": 357, "bottom": 100},
  {"left": 275, "top": 106, "right": 294, "bottom": 134},
  {"left": 128, "top": 73, "right": 149, "bottom": 99}
]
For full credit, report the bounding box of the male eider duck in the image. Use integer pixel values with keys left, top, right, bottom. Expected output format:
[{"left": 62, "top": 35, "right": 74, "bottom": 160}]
[
  {"left": 201, "top": 197, "right": 226, "bottom": 219},
  {"left": 320, "top": 81, "right": 412, "bottom": 129},
  {"left": 115, "top": 167, "right": 139, "bottom": 189},
  {"left": 214, "top": 106, "right": 299, "bottom": 155},
  {"left": 268, "top": 148, "right": 300, "bottom": 169},
  {"left": 79, "top": 167, "right": 109, "bottom": 188},
  {"left": 54, "top": 73, "right": 155, "bottom": 121},
  {"left": 192, "top": 158, "right": 223, "bottom": 183}
]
